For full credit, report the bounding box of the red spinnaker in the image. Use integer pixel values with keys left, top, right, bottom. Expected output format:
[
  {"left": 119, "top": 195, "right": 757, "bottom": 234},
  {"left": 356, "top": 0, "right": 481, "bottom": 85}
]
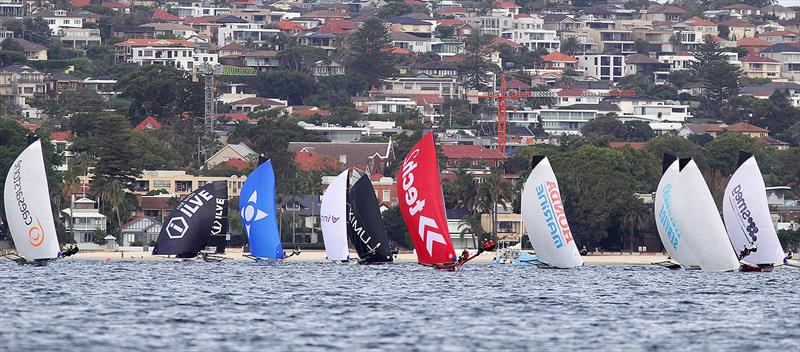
[{"left": 396, "top": 132, "right": 456, "bottom": 265}]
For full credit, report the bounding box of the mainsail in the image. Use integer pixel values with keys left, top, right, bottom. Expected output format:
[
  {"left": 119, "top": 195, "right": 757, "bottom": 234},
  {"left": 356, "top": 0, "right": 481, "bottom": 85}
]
[
  {"left": 520, "top": 156, "right": 582, "bottom": 268},
  {"left": 723, "top": 153, "right": 785, "bottom": 265},
  {"left": 348, "top": 172, "right": 393, "bottom": 263},
  {"left": 240, "top": 159, "right": 283, "bottom": 260},
  {"left": 320, "top": 169, "right": 350, "bottom": 261},
  {"left": 396, "top": 132, "right": 456, "bottom": 265},
  {"left": 654, "top": 155, "right": 699, "bottom": 267},
  {"left": 671, "top": 159, "right": 740, "bottom": 272},
  {"left": 152, "top": 181, "right": 228, "bottom": 257},
  {"left": 3, "top": 140, "right": 60, "bottom": 261},
  {"left": 209, "top": 181, "right": 229, "bottom": 253}
]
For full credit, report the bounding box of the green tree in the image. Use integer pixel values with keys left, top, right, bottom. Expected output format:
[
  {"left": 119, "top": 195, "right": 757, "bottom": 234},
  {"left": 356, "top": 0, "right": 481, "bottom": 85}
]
[
  {"left": 240, "top": 70, "right": 320, "bottom": 105},
  {"left": 623, "top": 120, "right": 655, "bottom": 142},
  {"left": 634, "top": 39, "right": 650, "bottom": 54},
  {"left": 560, "top": 36, "right": 581, "bottom": 56},
  {"left": 377, "top": 2, "right": 413, "bottom": 19},
  {"left": 346, "top": 18, "right": 397, "bottom": 88},
  {"left": 116, "top": 65, "right": 199, "bottom": 122},
  {"left": 704, "top": 132, "right": 771, "bottom": 176},
  {"left": 277, "top": 45, "right": 328, "bottom": 74},
  {"left": 580, "top": 114, "right": 625, "bottom": 139},
  {"left": 383, "top": 205, "right": 413, "bottom": 249},
  {"left": 718, "top": 25, "right": 730, "bottom": 39},
  {"left": 621, "top": 199, "right": 651, "bottom": 253},
  {"left": 476, "top": 171, "right": 513, "bottom": 244},
  {"left": 458, "top": 31, "right": 498, "bottom": 90},
  {"left": 645, "top": 135, "right": 708, "bottom": 170},
  {"left": 5, "top": 18, "right": 52, "bottom": 45},
  {"left": 690, "top": 37, "right": 741, "bottom": 118},
  {"left": 91, "top": 113, "right": 140, "bottom": 190}
]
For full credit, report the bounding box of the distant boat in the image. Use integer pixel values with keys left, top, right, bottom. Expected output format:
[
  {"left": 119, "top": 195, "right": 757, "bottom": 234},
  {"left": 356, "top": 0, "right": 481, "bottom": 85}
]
[
  {"left": 347, "top": 170, "right": 394, "bottom": 264},
  {"left": 320, "top": 169, "right": 350, "bottom": 262},
  {"left": 240, "top": 159, "right": 285, "bottom": 262},
  {"left": 396, "top": 132, "right": 459, "bottom": 269},
  {"left": 723, "top": 152, "right": 786, "bottom": 272},
  {"left": 152, "top": 181, "right": 228, "bottom": 261},
  {"left": 671, "top": 158, "right": 740, "bottom": 272},
  {"left": 520, "top": 156, "right": 583, "bottom": 268},
  {"left": 2, "top": 140, "right": 61, "bottom": 265},
  {"left": 654, "top": 155, "right": 700, "bottom": 269}
]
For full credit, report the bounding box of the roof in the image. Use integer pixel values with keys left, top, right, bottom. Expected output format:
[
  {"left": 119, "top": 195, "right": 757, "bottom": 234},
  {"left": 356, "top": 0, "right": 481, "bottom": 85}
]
[
  {"left": 759, "top": 30, "right": 799, "bottom": 37},
  {"left": 70, "top": 0, "right": 90, "bottom": 7},
  {"left": 625, "top": 54, "right": 661, "bottom": 64},
  {"left": 138, "top": 195, "right": 173, "bottom": 210},
  {"left": 719, "top": 18, "right": 754, "bottom": 27},
  {"left": 608, "top": 141, "right": 646, "bottom": 150},
  {"left": 708, "top": 122, "right": 768, "bottom": 133},
  {"left": 415, "top": 61, "right": 457, "bottom": 70},
  {"left": 223, "top": 158, "right": 250, "bottom": 171},
  {"left": 685, "top": 16, "right": 716, "bottom": 27},
  {"left": 150, "top": 9, "right": 182, "bottom": 22},
  {"left": 218, "top": 42, "right": 244, "bottom": 51},
  {"left": 647, "top": 5, "right": 687, "bottom": 14},
  {"left": 114, "top": 39, "right": 196, "bottom": 47},
  {"left": 292, "top": 106, "right": 331, "bottom": 117},
  {"left": 441, "top": 144, "right": 506, "bottom": 160},
  {"left": 226, "top": 143, "right": 256, "bottom": 158},
  {"left": 390, "top": 31, "right": 429, "bottom": 42},
  {"left": 294, "top": 151, "right": 341, "bottom": 172},
  {"left": 46, "top": 72, "right": 81, "bottom": 81},
  {"left": 435, "top": 7, "right": 468, "bottom": 15},
  {"left": 242, "top": 50, "right": 278, "bottom": 58},
  {"left": 102, "top": 1, "right": 130, "bottom": 9},
  {"left": 49, "top": 131, "right": 71, "bottom": 142},
  {"left": 278, "top": 20, "right": 306, "bottom": 31},
  {"left": 388, "top": 16, "right": 430, "bottom": 25},
  {"left": 182, "top": 15, "right": 247, "bottom": 24},
  {"left": 134, "top": 116, "right": 162, "bottom": 131},
  {"left": 737, "top": 37, "right": 771, "bottom": 47},
  {"left": 488, "top": 36, "right": 521, "bottom": 49},
  {"left": 12, "top": 38, "right": 46, "bottom": 51},
  {"left": 437, "top": 19, "right": 467, "bottom": 27},
  {"left": 0, "top": 64, "right": 41, "bottom": 74},
  {"left": 755, "top": 135, "right": 789, "bottom": 147},
  {"left": 557, "top": 89, "right": 588, "bottom": 97},
  {"left": 317, "top": 19, "right": 358, "bottom": 34},
  {"left": 287, "top": 142, "right": 394, "bottom": 170},
  {"left": 542, "top": 51, "right": 578, "bottom": 63},
  {"left": 684, "top": 123, "right": 725, "bottom": 134},
  {"left": 231, "top": 97, "right": 285, "bottom": 106},
  {"left": 506, "top": 78, "right": 529, "bottom": 90},
  {"left": 740, "top": 54, "right": 779, "bottom": 63}
]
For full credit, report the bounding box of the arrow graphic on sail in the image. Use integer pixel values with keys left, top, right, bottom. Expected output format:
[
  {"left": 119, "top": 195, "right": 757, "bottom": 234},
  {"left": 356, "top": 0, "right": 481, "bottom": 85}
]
[{"left": 418, "top": 215, "right": 445, "bottom": 255}]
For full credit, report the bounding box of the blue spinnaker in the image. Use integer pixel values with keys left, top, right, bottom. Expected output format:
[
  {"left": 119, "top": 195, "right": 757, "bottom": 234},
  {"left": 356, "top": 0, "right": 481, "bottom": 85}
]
[{"left": 239, "top": 160, "right": 284, "bottom": 260}]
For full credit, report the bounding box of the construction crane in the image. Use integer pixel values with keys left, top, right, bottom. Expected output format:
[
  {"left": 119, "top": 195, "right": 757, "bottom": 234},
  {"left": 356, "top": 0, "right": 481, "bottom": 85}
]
[
  {"left": 196, "top": 63, "right": 224, "bottom": 159},
  {"left": 472, "top": 74, "right": 636, "bottom": 157}
]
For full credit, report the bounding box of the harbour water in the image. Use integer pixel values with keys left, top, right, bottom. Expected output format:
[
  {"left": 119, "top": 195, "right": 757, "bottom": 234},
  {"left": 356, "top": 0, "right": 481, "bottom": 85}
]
[{"left": 1, "top": 261, "right": 798, "bottom": 351}]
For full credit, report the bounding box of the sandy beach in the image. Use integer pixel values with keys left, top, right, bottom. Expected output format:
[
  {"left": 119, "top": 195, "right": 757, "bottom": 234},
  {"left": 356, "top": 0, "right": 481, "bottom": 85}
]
[{"left": 65, "top": 248, "right": 670, "bottom": 265}]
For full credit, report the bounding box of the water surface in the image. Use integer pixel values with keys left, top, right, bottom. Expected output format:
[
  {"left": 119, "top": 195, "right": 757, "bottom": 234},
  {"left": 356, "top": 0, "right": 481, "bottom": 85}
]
[{"left": 1, "top": 261, "right": 798, "bottom": 351}]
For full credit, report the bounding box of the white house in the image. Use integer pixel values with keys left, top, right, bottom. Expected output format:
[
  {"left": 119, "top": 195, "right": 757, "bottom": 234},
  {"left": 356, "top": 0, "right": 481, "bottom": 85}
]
[
  {"left": 114, "top": 39, "right": 199, "bottom": 71},
  {"left": 62, "top": 197, "right": 106, "bottom": 246},
  {"left": 37, "top": 9, "right": 84, "bottom": 35},
  {"left": 217, "top": 23, "right": 280, "bottom": 47}
]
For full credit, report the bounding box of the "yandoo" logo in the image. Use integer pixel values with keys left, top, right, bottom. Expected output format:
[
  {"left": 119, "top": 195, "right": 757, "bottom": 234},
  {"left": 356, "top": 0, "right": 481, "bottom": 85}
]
[{"left": 12, "top": 159, "right": 46, "bottom": 247}]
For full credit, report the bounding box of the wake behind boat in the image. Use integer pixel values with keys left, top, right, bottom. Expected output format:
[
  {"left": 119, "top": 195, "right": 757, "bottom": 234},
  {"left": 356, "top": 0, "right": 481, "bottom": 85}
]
[
  {"left": 519, "top": 156, "right": 582, "bottom": 269},
  {"left": 2, "top": 139, "right": 61, "bottom": 266}
]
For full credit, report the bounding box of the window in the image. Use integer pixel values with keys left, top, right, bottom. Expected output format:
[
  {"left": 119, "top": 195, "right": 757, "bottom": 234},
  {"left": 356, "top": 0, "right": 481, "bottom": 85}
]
[
  {"left": 175, "top": 181, "right": 192, "bottom": 193},
  {"left": 382, "top": 190, "right": 390, "bottom": 202},
  {"left": 613, "top": 57, "right": 622, "bottom": 65},
  {"left": 153, "top": 180, "right": 171, "bottom": 190}
]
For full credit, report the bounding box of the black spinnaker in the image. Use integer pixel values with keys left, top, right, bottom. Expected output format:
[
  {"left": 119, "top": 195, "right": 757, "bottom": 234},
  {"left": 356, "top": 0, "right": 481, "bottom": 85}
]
[
  {"left": 209, "top": 182, "right": 229, "bottom": 253},
  {"left": 347, "top": 173, "right": 394, "bottom": 263},
  {"left": 153, "top": 181, "right": 228, "bottom": 258}
]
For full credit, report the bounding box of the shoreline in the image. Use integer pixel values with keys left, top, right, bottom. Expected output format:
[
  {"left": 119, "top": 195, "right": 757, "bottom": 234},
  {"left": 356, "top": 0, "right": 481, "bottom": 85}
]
[{"left": 61, "top": 249, "right": 670, "bottom": 265}]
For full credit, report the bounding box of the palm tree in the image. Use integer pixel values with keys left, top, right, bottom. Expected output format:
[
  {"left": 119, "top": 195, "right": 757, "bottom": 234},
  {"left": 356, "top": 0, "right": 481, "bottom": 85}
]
[
  {"left": 458, "top": 212, "right": 486, "bottom": 249},
  {"left": 621, "top": 199, "right": 651, "bottom": 253},
  {"left": 103, "top": 181, "right": 127, "bottom": 245},
  {"left": 560, "top": 36, "right": 581, "bottom": 56},
  {"left": 477, "top": 171, "right": 513, "bottom": 244}
]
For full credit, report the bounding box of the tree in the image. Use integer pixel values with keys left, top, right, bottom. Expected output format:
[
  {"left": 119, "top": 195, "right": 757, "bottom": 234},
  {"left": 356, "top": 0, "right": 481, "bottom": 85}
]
[
  {"left": 621, "top": 199, "right": 650, "bottom": 253},
  {"left": 623, "top": 120, "right": 655, "bottom": 142},
  {"left": 458, "top": 31, "right": 498, "bottom": 90},
  {"left": 704, "top": 132, "right": 771, "bottom": 176},
  {"left": 690, "top": 37, "right": 741, "bottom": 119},
  {"left": 634, "top": 39, "right": 650, "bottom": 54},
  {"left": 718, "top": 25, "right": 730, "bottom": 40},
  {"left": 645, "top": 135, "right": 708, "bottom": 170},
  {"left": 239, "top": 70, "right": 320, "bottom": 106},
  {"left": 560, "top": 36, "right": 581, "bottom": 56},
  {"left": 91, "top": 113, "right": 140, "bottom": 190},
  {"left": 116, "top": 65, "right": 198, "bottom": 122},
  {"left": 346, "top": 18, "right": 397, "bottom": 88},
  {"left": 0, "top": 38, "right": 26, "bottom": 67},
  {"left": 277, "top": 45, "right": 328, "bottom": 74},
  {"left": 383, "top": 205, "right": 413, "bottom": 249},
  {"left": 580, "top": 114, "right": 625, "bottom": 139},
  {"left": 377, "top": 2, "right": 413, "bottom": 19},
  {"left": 476, "top": 171, "right": 513, "bottom": 244},
  {"left": 5, "top": 18, "right": 51, "bottom": 45}
]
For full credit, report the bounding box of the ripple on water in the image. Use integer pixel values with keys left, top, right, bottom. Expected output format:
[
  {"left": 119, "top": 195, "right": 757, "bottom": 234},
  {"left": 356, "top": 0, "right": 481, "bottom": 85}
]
[{"left": 0, "top": 261, "right": 798, "bottom": 352}]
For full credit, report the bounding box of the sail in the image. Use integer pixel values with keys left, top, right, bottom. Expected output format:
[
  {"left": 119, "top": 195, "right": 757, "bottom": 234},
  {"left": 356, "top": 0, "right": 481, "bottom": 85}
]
[
  {"left": 654, "top": 155, "right": 699, "bottom": 267},
  {"left": 723, "top": 153, "right": 785, "bottom": 265},
  {"left": 209, "top": 181, "right": 229, "bottom": 253},
  {"left": 520, "top": 156, "right": 582, "bottom": 268},
  {"left": 671, "top": 159, "right": 740, "bottom": 271},
  {"left": 3, "top": 141, "right": 60, "bottom": 261},
  {"left": 152, "top": 182, "right": 226, "bottom": 257},
  {"left": 239, "top": 159, "right": 283, "bottom": 260},
  {"left": 396, "top": 132, "right": 456, "bottom": 265},
  {"left": 320, "top": 169, "right": 349, "bottom": 261},
  {"left": 348, "top": 173, "right": 394, "bottom": 263}
]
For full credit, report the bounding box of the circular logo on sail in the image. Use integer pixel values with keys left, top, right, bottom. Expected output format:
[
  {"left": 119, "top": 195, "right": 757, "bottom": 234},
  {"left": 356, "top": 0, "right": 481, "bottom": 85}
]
[
  {"left": 28, "top": 218, "right": 45, "bottom": 247},
  {"left": 241, "top": 190, "right": 268, "bottom": 233}
]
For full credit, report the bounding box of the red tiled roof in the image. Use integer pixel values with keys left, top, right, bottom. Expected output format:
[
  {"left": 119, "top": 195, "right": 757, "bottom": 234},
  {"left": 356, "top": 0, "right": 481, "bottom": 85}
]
[
  {"left": 295, "top": 151, "right": 341, "bottom": 172},
  {"left": 49, "top": 131, "right": 71, "bottom": 141},
  {"left": 102, "top": 1, "right": 130, "bottom": 9},
  {"left": 557, "top": 89, "right": 587, "bottom": 97},
  {"left": 708, "top": 122, "right": 768, "bottom": 133},
  {"left": 737, "top": 37, "right": 771, "bottom": 47},
  {"left": 231, "top": 97, "right": 285, "bottom": 106},
  {"left": 740, "top": 54, "right": 779, "bottom": 63},
  {"left": 685, "top": 16, "right": 715, "bottom": 27},
  {"left": 507, "top": 78, "right": 529, "bottom": 90},
  {"left": 759, "top": 30, "right": 798, "bottom": 37},
  {"left": 755, "top": 135, "right": 789, "bottom": 146},
  {"left": 414, "top": 94, "right": 444, "bottom": 105},
  {"left": 134, "top": 116, "right": 162, "bottom": 131},
  {"left": 70, "top": 0, "right": 90, "bottom": 7},
  {"left": 17, "top": 121, "right": 40, "bottom": 131},
  {"left": 647, "top": 5, "right": 687, "bottom": 14},
  {"left": 385, "top": 46, "right": 411, "bottom": 55},
  {"left": 293, "top": 107, "right": 331, "bottom": 117},
  {"left": 138, "top": 196, "right": 172, "bottom": 210},
  {"left": 542, "top": 51, "right": 578, "bottom": 62},
  {"left": 487, "top": 36, "right": 521, "bottom": 49},
  {"left": 437, "top": 19, "right": 467, "bottom": 27},
  {"left": 318, "top": 20, "right": 358, "bottom": 35},
  {"left": 442, "top": 54, "right": 465, "bottom": 63},
  {"left": 224, "top": 158, "right": 250, "bottom": 170},
  {"left": 608, "top": 141, "right": 646, "bottom": 150},
  {"left": 719, "top": 18, "right": 754, "bottom": 27},
  {"left": 150, "top": 9, "right": 182, "bottom": 22},
  {"left": 278, "top": 20, "right": 306, "bottom": 31},
  {"left": 441, "top": 144, "right": 506, "bottom": 160}
]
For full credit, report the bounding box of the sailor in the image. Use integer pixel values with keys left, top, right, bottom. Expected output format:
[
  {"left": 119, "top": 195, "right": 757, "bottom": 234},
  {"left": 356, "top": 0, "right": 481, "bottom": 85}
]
[
  {"left": 459, "top": 249, "right": 470, "bottom": 263},
  {"left": 580, "top": 245, "right": 588, "bottom": 256}
]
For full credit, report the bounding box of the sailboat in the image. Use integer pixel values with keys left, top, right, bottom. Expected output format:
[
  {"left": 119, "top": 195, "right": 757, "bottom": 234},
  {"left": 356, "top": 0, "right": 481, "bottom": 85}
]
[
  {"left": 152, "top": 181, "right": 228, "bottom": 261},
  {"left": 2, "top": 140, "right": 61, "bottom": 265},
  {"left": 320, "top": 169, "right": 350, "bottom": 262},
  {"left": 240, "top": 159, "right": 285, "bottom": 262},
  {"left": 520, "top": 156, "right": 583, "bottom": 268},
  {"left": 671, "top": 158, "right": 740, "bottom": 272},
  {"left": 723, "top": 152, "right": 786, "bottom": 272},
  {"left": 654, "top": 155, "right": 700, "bottom": 270},
  {"left": 347, "top": 170, "right": 394, "bottom": 264}
]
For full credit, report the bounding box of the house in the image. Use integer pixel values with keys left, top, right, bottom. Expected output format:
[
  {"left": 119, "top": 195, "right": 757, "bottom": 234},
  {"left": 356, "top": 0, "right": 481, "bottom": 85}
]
[
  {"left": 379, "top": 75, "right": 462, "bottom": 99},
  {"left": 49, "top": 130, "right": 73, "bottom": 171},
  {"left": 287, "top": 141, "right": 395, "bottom": 175},
  {"left": 740, "top": 54, "right": 782, "bottom": 79},
  {"left": 754, "top": 135, "right": 790, "bottom": 150},
  {"left": 414, "top": 61, "right": 458, "bottom": 77},
  {"left": 434, "top": 7, "right": 471, "bottom": 18},
  {"left": 205, "top": 143, "right": 257, "bottom": 169},
  {"left": 45, "top": 72, "right": 82, "bottom": 98},
  {"left": 577, "top": 54, "right": 626, "bottom": 81},
  {"left": 682, "top": 16, "right": 718, "bottom": 36},
  {"left": 295, "top": 150, "right": 341, "bottom": 172},
  {"left": 762, "top": 5, "right": 795, "bottom": 21},
  {"left": 142, "top": 23, "right": 198, "bottom": 39},
  {"left": 120, "top": 215, "right": 162, "bottom": 247},
  {"left": 644, "top": 5, "right": 687, "bottom": 22},
  {"left": 36, "top": 9, "right": 86, "bottom": 34},
  {"left": 542, "top": 14, "right": 584, "bottom": 32},
  {"left": 217, "top": 23, "right": 280, "bottom": 47},
  {"left": 0, "top": 64, "right": 45, "bottom": 106},
  {"left": 718, "top": 18, "right": 756, "bottom": 40},
  {"left": 441, "top": 144, "right": 507, "bottom": 169},
  {"left": 366, "top": 96, "right": 420, "bottom": 114},
  {"left": 111, "top": 26, "right": 156, "bottom": 39},
  {"left": 229, "top": 97, "right": 287, "bottom": 113},
  {"left": 131, "top": 170, "right": 246, "bottom": 198},
  {"left": 707, "top": 122, "right": 768, "bottom": 138},
  {"left": 435, "top": 19, "right": 474, "bottom": 39},
  {"left": 658, "top": 51, "right": 698, "bottom": 71},
  {"left": 677, "top": 123, "right": 727, "bottom": 137},
  {"left": 758, "top": 31, "right": 799, "bottom": 44},
  {"left": 149, "top": 8, "right": 182, "bottom": 23},
  {"left": 388, "top": 16, "right": 433, "bottom": 36},
  {"left": 492, "top": 1, "right": 521, "bottom": 17},
  {"left": 723, "top": 4, "right": 760, "bottom": 18},
  {"left": 59, "top": 28, "right": 102, "bottom": 49},
  {"left": 11, "top": 38, "right": 47, "bottom": 60},
  {"left": 293, "top": 32, "right": 338, "bottom": 54},
  {"left": 0, "top": 0, "right": 25, "bottom": 17},
  {"left": 761, "top": 43, "right": 800, "bottom": 80},
  {"left": 134, "top": 116, "right": 162, "bottom": 131},
  {"left": 736, "top": 37, "right": 772, "bottom": 53},
  {"left": 624, "top": 54, "right": 669, "bottom": 78},
  {"left": 542, "top": 51, "right": 578, "bottom": 71},
  {"left": 390, "top": 32, "right": 431, "bottom": 53},
  {"left": 221, "top": 50, "right": 280, "bottom": 72},
  {"left": 114, "top": 39, "right": 199, "bottom": 71},
  {"left": 277, "top": 20, "right": 306, "bottom": 35},
  {"left": 311, "top": 60, "right": 345, "bottom": 76},
  {"left": 62, "top": 197, "right": 106, "bottom": 245}
]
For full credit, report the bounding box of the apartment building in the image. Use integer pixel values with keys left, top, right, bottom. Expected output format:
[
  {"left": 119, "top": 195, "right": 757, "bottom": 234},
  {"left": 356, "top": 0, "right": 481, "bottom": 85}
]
[
  {"left": 59, "top": 28, "right": 102, "bottom": 49},
  {"left": 217, "top": 23, "right": 280, "bottom": 47},
  {"left": 0, "top": 64, "right": 45, "bottom": 106},
  {"left": 577, "top": 54, "right": 625, "bottom": 81},
  {"left": 379, "top": 75, "right": 462, "bottom": 99},
  {"left": 37, "top": 9, "right": 85, "bottom": 35},
  {"left": 114, "top": 39, "right": 199, "bottom": 71}
]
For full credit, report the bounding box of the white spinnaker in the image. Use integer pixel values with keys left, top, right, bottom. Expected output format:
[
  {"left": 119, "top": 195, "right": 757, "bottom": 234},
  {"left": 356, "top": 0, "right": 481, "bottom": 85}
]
[
  {"left": 672, "top": 160, "right": 739, "bottom": 272},
  {"left": 723, "top": 156, "right": 785, "bottom": 265},
  {"left": 654, "top": 159, "right": 700, "bottom": 267},
  {"left": 320, "top": 169, "right": 350, "bottom": 261},
  {"left": 3, "top": 141, "right": 60, "bottom": 260},
  {"left": 520, "top": 157, "right": 583, "bottom": 268}
]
